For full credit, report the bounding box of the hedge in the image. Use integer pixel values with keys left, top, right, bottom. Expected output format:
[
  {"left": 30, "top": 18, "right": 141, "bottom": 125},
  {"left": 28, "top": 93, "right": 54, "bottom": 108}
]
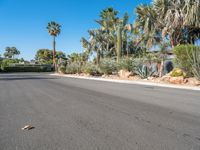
[
  {"left": 2, "top": 65, "right": 52, "bottom": 72},
  {"left": 173, "top": 44, "right": 196, "bottom": 75}
]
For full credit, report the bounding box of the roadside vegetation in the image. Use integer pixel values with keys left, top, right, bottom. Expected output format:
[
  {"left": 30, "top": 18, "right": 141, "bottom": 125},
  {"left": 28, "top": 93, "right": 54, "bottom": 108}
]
[
  {"left": 55, "top": 0, "right": 200, "bottom": 86},
  {"left": 1, "top": 0, "right": 200, "bottom": 85}
]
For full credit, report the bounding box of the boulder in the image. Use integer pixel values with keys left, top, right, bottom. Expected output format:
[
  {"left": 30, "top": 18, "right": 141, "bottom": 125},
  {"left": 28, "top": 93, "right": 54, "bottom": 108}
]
[
  {"left": 161, "top": 74, "right": 187, "bottom": 84},
  {"left": 161, "top": 74, "right": 171, "bottom": 82},
  {"left": 169, "top": 76, "right": 187, "bottom": 84},
  {"left": 164, "top": 60, "right": 173, "bottom": 75},
  {"left": 187, "top": 78, "right": 200, "bottom": 86},
  {"left": 118, "top": 70, "right": 132, "bottom": 78}
]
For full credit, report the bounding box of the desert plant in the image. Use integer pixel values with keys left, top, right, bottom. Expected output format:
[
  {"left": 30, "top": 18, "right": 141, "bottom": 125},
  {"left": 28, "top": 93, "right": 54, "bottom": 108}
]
[
  {"left": 173, "top": 45, "right": 195, "bottom": 75},
  {"left": 132, "top": 58, "right": 155, "bottom": 79},
  {"left": 82, "top": 63, "right": 101, "bottom": 76},
  {"left": 65, "top": 62, "right": 82, "bottom": 74},
  {"left": 187, "top": 47, "right": 200, "bottom": 80},
  {"left": 170, "top": 68, "right": 187, "bottom": 77},
  {"left": 59, "top": 66, "right": 66, "bottom": 74},
  {"left": 100, "top": 59, "right": 117, "bottom": 75},
  {"left": 117, "top": 57, "right": 134, "bottom": 71}
]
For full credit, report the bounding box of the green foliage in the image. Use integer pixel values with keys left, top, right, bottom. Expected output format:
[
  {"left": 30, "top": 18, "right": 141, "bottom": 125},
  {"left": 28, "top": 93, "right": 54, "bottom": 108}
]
[
  {"left": 0, "top": 58, "right": 2, "bottom": 72},
  {"left": 2, "top": 64, "right": 52, "bottom": 72},
  {"left": 100, "top": 59, "right": 117, "bottom": 75},
  {"left": 47, "top": 21, "right": 61, "bottom": 37},
  {"left": 187, "top": 47, "right": 200, "bottom": 80},
  {"left": 4, "top": 47, "right": 20, "bottom": 59},
  {"left": 65, "top": 62, "right": 82, "bottom": 74},
  {"left": 173, "top": 45, "right": 195, "bottom": 75},
  {"left": 59, "top": 66, "right": 66, "bottom": 74},
  {"left": 35, "top": 49, "right": 66, "bottom": 64},
  {"left": 67, "top": 52, "right": 85, "bottom": 63},
  {"left": 134, "top": 0, "right": 200, "bottom": 48},
  {"left": 132, "top": 58, "right": 155, "bottom": 79},
  {"left": 1, "top": 59, "right": 21, "bottom": 70},
  {"left": 170, "top": 68, "right": 187, "bottom": 77},
  {"left": 117, "top": 57, "right": 134, "bottom": 71},
  {"left": 82, "top": 62, "right": 101, "bottom": 76}
]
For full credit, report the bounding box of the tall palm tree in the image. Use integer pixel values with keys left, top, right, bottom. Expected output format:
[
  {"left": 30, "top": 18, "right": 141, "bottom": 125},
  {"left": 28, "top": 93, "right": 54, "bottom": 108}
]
[
  {"left": 134, "top": 0, "right": 200, "bottom": 48},
  {"left": 88, "top": 29, "right": 107, "bottom": 65},
  {"left": 134, "top": 4, "right": 160, "bottom": 48},
  {"left": 47, "top": 21, "right": 61, "bottom": 71}
]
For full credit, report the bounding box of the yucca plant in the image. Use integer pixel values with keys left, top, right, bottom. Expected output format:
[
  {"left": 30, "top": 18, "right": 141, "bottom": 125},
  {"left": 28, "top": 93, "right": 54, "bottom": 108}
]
[{"left": 187, "top": 47, "right": 200, "bottom": 80}]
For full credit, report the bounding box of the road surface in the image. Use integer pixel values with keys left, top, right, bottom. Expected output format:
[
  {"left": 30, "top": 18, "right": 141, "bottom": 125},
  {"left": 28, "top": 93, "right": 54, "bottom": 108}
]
[{"left": 0, "top": 73, "right": 200, "bottom": 150}]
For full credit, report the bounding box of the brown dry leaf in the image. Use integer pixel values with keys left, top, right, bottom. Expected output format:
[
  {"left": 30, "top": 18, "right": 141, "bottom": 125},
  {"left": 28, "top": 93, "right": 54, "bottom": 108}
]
[{"left": 21, "top": 125, "right": 35, "bottom": 130}]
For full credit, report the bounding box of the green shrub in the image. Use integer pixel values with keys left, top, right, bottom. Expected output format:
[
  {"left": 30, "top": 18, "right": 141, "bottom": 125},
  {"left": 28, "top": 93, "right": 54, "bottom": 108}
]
[
  {"left": 65, "top": 62, "right": 82, "bottom": 74},
  {"left": 170, "top": 68, "right": 187, "bottom": 77},
  {"left": 132, "top": 58, "right": 155, "bottom": 79},
  {"left": 100, "top": 59, "right": 117, "bottom": 75},
  {"left": 117, "top": 58, "right": 134, "bottom": 71},
  {"left": 187, "top": 47, "right": 200, "bottom": 80},
  {"left": 59, "top": 66, "right": 66, "bottom": 74},
  {"left": 173, "top": 45, "right": 196, "bottom": 75},
  {"left": 1, "top": 59, "right": 20, "bottom": 70},
  {"left": 2, "top": 65, "right": 52, "bottom": 72},
  {"left": 0, "top": 59, "right": 2, "bottom": 72},
  {"left": 82, "top": 63, "right": 101, "bottom": 76}
]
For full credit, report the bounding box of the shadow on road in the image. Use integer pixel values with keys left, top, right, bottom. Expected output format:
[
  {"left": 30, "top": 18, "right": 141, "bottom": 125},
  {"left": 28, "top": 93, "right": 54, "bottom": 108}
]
[{"left": 0, "top": 77, "right": 58, "bottom": 81}]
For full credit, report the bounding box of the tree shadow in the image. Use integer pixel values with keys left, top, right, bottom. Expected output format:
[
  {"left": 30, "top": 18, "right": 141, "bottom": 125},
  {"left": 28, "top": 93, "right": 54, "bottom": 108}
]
[{"left": 0, "top": 77, "right": 58, "bottom": 81}]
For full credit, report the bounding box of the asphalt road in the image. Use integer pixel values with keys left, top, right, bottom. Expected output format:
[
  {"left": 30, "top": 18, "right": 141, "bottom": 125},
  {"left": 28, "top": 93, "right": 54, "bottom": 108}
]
[{"left": 0, "top": 73, "right": 200, "bottom": 150}]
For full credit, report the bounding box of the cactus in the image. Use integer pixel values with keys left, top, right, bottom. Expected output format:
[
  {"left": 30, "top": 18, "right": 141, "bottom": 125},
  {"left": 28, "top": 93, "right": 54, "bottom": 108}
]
[{"left": 116, "top": 27, "right": 122, "bottom": 63}]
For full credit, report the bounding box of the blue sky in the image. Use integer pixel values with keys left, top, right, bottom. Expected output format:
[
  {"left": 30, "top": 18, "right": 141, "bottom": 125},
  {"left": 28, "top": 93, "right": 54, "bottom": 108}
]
[{"left": 0, "top": 0, "right": 151, "bottom": 60}]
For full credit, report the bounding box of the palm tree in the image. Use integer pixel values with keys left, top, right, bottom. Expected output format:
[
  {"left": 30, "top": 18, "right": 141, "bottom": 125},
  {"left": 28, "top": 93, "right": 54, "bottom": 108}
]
[
  {"left": 134, "top": 0, "right": 200, "bottom": 48},
  {"left": 47, "top": 21, "right": 61, "bottom": 71},
  {"left": 88, "top": 29, "right": 107, "bottom": 65},
  {"left": 134, "top": 4, "right": 161, "bottom": 48},
  {"left": 4, "top": 47, "right": 20, "bottom": 59}
]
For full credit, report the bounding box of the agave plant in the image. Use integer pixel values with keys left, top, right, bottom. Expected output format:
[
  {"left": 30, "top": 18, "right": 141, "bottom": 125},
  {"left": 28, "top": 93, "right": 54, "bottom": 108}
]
[{"left": 133, "top": 58, "right": 155, "bottom": 79}]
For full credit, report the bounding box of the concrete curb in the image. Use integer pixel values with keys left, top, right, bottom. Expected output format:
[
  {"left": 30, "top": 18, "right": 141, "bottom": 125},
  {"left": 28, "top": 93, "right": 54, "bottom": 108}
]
[{"left": 50, "top": 74, "right": 200, "bottom": 91}]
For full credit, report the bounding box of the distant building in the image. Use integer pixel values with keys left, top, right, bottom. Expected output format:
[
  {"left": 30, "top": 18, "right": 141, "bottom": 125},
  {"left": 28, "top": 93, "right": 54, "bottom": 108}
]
[
  {"left": 148, "top": 50, "right": 174, "bottom": 60},
  {"left": 30, "top": 60, "right": 36, "bottom": 64}
]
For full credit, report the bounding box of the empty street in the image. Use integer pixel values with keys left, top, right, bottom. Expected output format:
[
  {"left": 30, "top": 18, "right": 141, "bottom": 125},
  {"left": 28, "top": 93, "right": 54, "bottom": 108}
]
[{"left": 0, "top": 73, "right": 200, "bottom": 150}]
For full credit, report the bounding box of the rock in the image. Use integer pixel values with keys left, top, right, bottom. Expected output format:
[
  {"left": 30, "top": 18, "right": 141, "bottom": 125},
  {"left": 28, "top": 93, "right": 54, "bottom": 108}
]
[
  {"left": 161, "top": 74, "right": 171, "bottom": 82},
  {"left": 169, "top": 76, "right": 186, "bottom": 84},
  {"left": 102, "top": 74, "right": 108, "bottom": 78},
  {"left": 164, "top": 60, "right": 173, "bottom": 75},
  {"left": 118, "top": 70, "right": 132, "bottom": 78},
  {"left": 187, "top": 78, "right": 200, "bottom": 86},
  {"left": 161, "top": 74, "right": 187, "bottom": 84},
  {"left": 147, "top": 77, "right": 156, "bottom": 80}
]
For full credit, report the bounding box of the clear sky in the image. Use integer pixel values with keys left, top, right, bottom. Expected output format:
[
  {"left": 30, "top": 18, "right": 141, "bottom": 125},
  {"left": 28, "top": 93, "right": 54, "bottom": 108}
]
[{"left": 0, "top": 0, "right": 151, "bottom": 60}]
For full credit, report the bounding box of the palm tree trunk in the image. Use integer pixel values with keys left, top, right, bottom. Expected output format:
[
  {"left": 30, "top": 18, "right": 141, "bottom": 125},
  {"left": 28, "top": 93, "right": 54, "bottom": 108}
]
[
  {"left": 97, "top": 49, "right": 100, "bottom": 65},
  {"left": 53, "top": 36, "right": 57, "bottom": 72},
  {"left": 159, "top": 59, "right": 164, "bottom": 77}
]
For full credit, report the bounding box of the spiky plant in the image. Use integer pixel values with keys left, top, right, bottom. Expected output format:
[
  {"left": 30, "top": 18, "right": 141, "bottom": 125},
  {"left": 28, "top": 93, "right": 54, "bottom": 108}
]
[{"left": 188, "top": 47, "right": 200, "bottom": 80}]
